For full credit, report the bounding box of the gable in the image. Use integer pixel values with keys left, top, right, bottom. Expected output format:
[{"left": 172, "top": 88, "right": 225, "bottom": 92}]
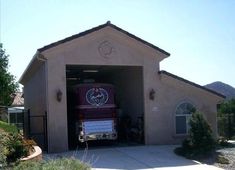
[
  {"left": 38, "top": 21, "right": 170, "bottom": 57},
  {"left": 20, "top": 22, "right": 170, "bottom": 84}
]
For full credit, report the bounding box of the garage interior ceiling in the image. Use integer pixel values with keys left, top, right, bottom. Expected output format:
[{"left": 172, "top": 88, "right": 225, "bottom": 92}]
[{"left": 66, "top": 65, "right": 142, "bottom": 80}]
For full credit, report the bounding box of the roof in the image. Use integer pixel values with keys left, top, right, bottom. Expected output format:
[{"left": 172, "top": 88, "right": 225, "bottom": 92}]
[
  {"left": 11, "top": 92, "right": 24, "bottom": 107},
  {"left": 159, "top": 70, "right": 226, "bottom": 98},
  {"left": 20, "top": 21, "right": 170, "bottom": 84},
  {"left": 38, "top": 21, "right": 170, "bottom": 56}
]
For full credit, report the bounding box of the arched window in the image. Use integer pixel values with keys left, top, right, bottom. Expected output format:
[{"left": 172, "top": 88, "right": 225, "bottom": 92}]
[{"left": 175, "top": 102, "right": 195, "bottom": 135}]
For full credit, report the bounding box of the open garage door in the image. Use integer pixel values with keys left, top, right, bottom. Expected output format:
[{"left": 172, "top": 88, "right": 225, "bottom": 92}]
[{"left": 66, "top": 65, "right": 144, "bottom": 149}]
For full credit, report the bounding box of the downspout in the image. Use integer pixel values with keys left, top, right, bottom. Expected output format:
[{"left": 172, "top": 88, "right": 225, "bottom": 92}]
[{"left": 36, "top": 51, "right": 49, "bottom": 152}]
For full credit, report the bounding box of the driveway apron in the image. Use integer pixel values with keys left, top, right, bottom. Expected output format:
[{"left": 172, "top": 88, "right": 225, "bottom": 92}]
[{"left": 43, "top": 145, "right": 222, "bottom": 170}]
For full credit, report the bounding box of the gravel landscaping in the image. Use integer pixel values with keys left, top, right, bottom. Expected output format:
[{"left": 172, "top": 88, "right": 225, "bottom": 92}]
[
  {"left": 188, "top": 141, "right": 235, "bottom": 170},
  {"left": 213, "top": 141, "right": 235, "bottom": 170}
]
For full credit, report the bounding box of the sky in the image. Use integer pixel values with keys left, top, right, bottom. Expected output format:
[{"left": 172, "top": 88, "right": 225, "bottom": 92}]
[{"left": 1, "top": 0, "right": 235, "bottom": 89}]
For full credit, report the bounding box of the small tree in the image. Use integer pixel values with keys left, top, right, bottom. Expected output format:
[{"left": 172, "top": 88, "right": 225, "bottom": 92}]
[
  {"left": 188, "top": 112, "right": 216, "bottom": 153},
  {"left": 176, "top": 111, "right": 216, "bottom": 157},
  {"left": 0, "top": 43, "right": 18, "bottom": 106}
]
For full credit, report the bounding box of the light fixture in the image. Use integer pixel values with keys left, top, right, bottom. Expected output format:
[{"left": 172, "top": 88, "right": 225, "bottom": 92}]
[
  {"left": 149, "top": 89, "right": 155, "bottom": 100},
  {"left": 56, "top": 89, "right": 63, "bottom": 102}
]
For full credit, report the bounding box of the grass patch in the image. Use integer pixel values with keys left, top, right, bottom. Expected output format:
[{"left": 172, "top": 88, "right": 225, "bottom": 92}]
[
  {"left": 0, "top": 121, "right": 18, "bottom": 133},
  {"left": 13, "top": 158, "right": 91, "bottom": 170}
]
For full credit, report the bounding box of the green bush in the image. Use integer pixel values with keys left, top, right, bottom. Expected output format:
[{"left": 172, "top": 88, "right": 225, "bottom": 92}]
[
  {"left": 0, "top": 130, "right": 11, "bottom": 167},
  {"left": 188, "top": 112, "right": 216, "bottom": 152},
  {"left": 0, "top": 121, "right": 18, "bottom": 133},
  {"left": 6, "top": 133, "right": 28, "bottom": 163},
  {"left": 175, "top": 112, "right": 216, "bottom": 158},
  {"left": 14, "top": 158, "right": 91, "bottom": 170},
  {"left": 0, "top": 130, "right": 8, "bottom": 168},
  {"left": 0, "top": 129, "right": 29, "bottom": 167}
]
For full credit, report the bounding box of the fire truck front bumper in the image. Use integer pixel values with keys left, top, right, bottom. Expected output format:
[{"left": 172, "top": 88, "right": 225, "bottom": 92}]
[{"left": 79, "top": 132, "right": 117, "bottom": 142}]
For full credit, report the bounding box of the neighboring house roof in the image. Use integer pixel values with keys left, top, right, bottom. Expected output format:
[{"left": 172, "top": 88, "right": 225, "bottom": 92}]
[
  {"left": 11, "top": 92, "right": 24, "bottom": 107},
  {"left": 38, "top": 21, "right": 170, "bottom": 56},
  {"left": 159, "top": 70, "right": 226, "bottom": 98}
]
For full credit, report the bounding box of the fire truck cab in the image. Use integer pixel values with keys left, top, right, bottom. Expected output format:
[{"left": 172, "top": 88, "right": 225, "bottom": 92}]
[{"left": 73, "top": 83, "right": 117, "bottom": 142}]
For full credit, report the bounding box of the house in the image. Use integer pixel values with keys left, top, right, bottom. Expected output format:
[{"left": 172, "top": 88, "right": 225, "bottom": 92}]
[
  {"left": 19, "top": 21, "right": 225, "bottom": 153},
  {"left": 8, "top": 92, "right": 24, "bottom": 129},
  {"left": 0, "top": 92, "right": 24, "bottom": 129}
]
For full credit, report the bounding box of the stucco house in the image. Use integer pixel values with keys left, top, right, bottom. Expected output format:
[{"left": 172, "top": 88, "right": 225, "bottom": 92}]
[{"left": 19, "top": 21, "right": 225, "bottom": 153}]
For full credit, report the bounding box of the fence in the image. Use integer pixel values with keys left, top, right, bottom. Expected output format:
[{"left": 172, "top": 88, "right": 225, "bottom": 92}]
[
  {"left": 24, "top": 110, "right": 48, "bottom": 152},
  {"left": 218, "top": 113, "right": 235, "bottom": 139}
]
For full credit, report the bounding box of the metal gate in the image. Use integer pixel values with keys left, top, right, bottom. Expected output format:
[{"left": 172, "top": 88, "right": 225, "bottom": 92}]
[{"left": 24, "top": 110, "right": 48, "bottom": 152}]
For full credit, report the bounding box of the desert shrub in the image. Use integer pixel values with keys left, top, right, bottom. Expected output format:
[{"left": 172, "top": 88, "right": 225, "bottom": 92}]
[
  {"left": 216, "top": 155, "right": 230, "bottom": 164},
  {"left": 5, "top": 132, "right": 28, "bottom": 163},
  {"left": 14, "top": 158, "right": 91, "bottom": 170},
  {"left": 0, "top": 125, "right": 30, "bottom": 165},
  {"left": 22, "top": 139, "right": 37, "bottom": 155},
  {"left": 175, "top": 112, "right": 216, "bottom": 158}
]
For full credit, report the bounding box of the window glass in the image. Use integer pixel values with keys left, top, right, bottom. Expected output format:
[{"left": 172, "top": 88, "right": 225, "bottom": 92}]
[
  {"left": 17, "top": 112, "right": 23, "bottom": 123},
  {"left": 175, "top": 102, "right": 194, "bottom": 134},
  {"left": 9, "top": 113, "right": 16, "bottom": 123},
  {"left": 176, "top": 116, "right": 186, "bottom": 134}
]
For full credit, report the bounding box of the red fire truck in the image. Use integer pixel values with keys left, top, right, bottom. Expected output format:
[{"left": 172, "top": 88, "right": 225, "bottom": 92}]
[{"left": 73, "top": 83, "right": 117, "bottom": 142}]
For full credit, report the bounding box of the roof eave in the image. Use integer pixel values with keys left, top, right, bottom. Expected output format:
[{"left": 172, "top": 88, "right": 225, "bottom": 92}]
[
  {"left": 19, "top": 52, "right": 38, "bottom": 84},
  {"left": 159, "top": 70, "right": 226, "bottom": 99},
  {"left": 38, "top": 21, "right": 170, "bottom": 57},
  {"left": 19, "top": 52, "right": 46, "bottom": 85}
]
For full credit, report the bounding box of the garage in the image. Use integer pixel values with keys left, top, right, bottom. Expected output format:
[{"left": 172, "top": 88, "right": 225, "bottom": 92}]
[
  {"left": 66, "top": 65, "right": 144, "bottom": 149},
  {"left": 20, "top": 22, "right": 224, "bottom": 153}
]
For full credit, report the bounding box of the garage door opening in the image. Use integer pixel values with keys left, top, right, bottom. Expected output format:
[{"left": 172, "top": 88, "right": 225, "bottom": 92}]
[{"left": 66, "top": 65, "right": 144, "bottom": 149}]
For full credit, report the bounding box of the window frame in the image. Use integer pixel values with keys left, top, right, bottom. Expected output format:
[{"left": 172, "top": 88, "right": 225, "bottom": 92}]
[
  {"left": 175, "top": 102, "right": 195, "bottom": 135},
  {"left": 8, "top": 112, "right": 23, "bottom": 129}
]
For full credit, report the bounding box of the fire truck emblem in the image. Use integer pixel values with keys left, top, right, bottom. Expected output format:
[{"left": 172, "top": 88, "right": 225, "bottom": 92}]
[{"left": 86, "top": 88, "right": 109, "bottom": 106}]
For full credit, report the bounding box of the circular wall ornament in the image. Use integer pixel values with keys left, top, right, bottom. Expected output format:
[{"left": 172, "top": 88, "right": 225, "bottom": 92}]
[{"left": 98, "top": 41, "right": 115, "bottom": 58}]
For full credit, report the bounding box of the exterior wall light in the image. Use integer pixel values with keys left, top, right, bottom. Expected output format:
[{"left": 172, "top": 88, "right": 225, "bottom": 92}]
[
  {"left": 56, "top": 89, "right": 62, "bottom": 102},
  {"left": 149, "top": 88, "right": 155, "bottom": 100}
]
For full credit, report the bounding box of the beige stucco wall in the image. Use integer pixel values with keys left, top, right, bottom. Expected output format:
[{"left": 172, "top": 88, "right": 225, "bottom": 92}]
[
  {"left": 148, "top": 74, "right": 223, "bottom": 144},
  {"left": 41, "top": 27, "right": 167, "bottom": 152},
  {"left": 23, "top": 64, "right": 47, "bottom": 148},
  {"left": 23, "top": 26, "right": 223, "bottom": 152}
]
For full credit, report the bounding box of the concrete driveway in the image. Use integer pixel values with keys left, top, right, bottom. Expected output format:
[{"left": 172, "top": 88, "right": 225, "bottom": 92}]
[{"left": 44, "top": 145, "right": 222, "bottom": 170}]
